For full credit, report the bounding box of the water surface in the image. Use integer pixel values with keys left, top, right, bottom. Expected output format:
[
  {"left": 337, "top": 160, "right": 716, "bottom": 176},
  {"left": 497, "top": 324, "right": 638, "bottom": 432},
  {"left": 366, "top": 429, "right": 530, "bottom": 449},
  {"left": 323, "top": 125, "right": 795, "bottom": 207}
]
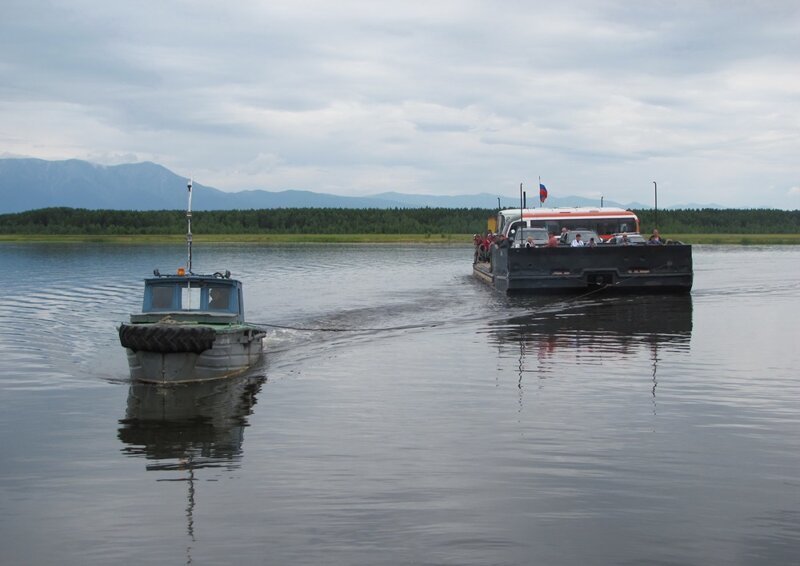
[{"left": 1, "top": 243, "right": 798, "bottom": 565}]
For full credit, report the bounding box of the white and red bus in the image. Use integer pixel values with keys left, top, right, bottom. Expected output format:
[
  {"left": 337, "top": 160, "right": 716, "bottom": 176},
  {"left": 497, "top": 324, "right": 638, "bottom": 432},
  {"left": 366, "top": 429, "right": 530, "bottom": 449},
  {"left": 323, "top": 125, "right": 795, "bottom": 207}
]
[{"left": 496, "top": 207, "right": 640, "bottom": 241}]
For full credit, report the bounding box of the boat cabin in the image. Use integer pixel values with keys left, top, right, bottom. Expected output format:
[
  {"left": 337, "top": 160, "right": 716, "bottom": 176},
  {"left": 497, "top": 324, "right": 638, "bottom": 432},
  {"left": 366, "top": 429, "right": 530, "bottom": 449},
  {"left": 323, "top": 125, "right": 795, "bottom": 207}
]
[{"left": 130, "top": 272, "right": 246, "bottom": 324}]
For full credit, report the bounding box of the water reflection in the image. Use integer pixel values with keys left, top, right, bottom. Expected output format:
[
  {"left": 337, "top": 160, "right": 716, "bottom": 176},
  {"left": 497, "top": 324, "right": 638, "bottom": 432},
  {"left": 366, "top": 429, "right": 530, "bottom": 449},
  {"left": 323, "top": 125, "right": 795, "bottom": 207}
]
[
  {"left": 118, "top": 375, "right": 264, "bottom": 471},
  {"left": 491, "top": 295, "right": 693, "bottom": 353},
  {"left": 117, "top": 375, "right": 264, "bottom": 563},
  {"left": 488, "top": 295, "right": 693, "bottom": 405}
]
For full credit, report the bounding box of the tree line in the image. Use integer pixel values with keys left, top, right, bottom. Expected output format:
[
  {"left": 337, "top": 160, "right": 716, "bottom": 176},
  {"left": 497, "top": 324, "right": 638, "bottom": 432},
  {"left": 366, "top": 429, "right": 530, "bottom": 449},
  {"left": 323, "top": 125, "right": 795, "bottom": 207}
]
[{"left": 1, "top": 207, "right": 798, "bottom": 235}]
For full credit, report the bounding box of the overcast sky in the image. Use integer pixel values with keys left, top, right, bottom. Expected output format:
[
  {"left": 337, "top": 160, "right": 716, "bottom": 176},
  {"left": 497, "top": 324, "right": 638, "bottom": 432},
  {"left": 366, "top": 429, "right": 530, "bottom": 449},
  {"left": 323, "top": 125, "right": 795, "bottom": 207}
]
[{"left": 1, "top": 0, "right": 798, "bottom": 208}]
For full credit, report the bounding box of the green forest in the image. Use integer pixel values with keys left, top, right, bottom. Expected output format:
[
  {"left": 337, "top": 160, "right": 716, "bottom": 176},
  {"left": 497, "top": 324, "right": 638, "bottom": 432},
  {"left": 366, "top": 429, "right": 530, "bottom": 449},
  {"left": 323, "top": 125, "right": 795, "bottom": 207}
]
[{"left": 1, "top": 207, "right": 798, "bottom": 235}]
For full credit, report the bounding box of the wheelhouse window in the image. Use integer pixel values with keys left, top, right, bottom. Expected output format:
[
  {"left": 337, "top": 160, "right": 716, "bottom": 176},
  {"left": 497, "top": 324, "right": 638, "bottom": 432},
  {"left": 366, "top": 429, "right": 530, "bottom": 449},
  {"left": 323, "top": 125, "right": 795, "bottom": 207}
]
[
  {"left": 208, "top": 286, "right": 231, "bottom": 310},
  {"left": 181, "top": 286, "right": 201, "bottom": 310},
  {"left": 150, "top": 286, "right": 174, "bottom": 310}
]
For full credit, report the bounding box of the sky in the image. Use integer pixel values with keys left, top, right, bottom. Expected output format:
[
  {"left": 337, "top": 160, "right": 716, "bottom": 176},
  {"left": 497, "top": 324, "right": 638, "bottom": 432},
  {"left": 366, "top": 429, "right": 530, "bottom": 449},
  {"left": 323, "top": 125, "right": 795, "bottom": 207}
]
[{"left": 1, "top": 0, "right": 798, "bottom": 208}]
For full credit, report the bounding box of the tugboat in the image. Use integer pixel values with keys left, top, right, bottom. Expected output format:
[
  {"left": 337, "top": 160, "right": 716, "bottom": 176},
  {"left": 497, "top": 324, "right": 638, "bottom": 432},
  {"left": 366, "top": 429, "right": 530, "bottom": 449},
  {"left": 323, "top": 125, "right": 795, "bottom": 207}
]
[{"left": 118, "top": 180, "right": 265, "bottom": 384}]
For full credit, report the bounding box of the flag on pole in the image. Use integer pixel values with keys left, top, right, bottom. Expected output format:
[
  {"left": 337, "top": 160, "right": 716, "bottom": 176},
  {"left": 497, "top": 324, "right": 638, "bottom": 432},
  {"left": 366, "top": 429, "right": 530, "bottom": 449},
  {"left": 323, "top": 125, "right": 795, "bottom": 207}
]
[{"left": 539, "top": 183, "right": 548, "bottom": 204}]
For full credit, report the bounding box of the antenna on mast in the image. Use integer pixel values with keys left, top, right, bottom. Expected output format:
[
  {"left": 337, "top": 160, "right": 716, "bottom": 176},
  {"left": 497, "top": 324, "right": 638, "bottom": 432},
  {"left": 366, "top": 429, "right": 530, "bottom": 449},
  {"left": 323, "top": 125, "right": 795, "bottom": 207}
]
[{"left": 186, "top": 178, "right": 193, "bottom": 274}]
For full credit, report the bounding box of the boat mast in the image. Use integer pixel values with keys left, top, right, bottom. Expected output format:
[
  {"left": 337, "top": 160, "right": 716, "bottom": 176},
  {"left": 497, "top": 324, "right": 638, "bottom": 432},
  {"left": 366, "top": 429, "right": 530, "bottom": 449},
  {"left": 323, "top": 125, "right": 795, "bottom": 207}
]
[{"left": 187, "top": 179, "right": 193, "bottom": 274}]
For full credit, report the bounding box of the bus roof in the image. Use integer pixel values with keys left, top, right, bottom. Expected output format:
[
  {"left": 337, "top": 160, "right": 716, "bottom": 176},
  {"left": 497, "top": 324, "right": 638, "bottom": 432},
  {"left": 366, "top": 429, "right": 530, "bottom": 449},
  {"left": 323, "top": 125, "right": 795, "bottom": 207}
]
[{"left": 500, "top": 207, "right": 637, "bottom": 219}]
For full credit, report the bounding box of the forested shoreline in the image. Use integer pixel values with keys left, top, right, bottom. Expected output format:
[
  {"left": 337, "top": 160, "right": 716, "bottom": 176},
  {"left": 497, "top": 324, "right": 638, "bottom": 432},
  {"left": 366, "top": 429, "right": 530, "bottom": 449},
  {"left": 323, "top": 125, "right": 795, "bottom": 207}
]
[{"left": 1, "top": 207, "right": 798, "bottom": 235}]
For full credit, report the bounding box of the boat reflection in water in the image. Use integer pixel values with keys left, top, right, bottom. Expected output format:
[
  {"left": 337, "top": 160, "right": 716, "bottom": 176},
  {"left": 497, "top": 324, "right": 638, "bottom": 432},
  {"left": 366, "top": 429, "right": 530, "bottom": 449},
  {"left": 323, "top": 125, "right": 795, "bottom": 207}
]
[
  {"left": 117, "top": 375, "right": 264, "bottom": 561},
  {"left": 488, "top": 295, "right": 693, "bottom": 391},
  {"left": 118, "top": 374, "right": 264, "bottom": 471}
]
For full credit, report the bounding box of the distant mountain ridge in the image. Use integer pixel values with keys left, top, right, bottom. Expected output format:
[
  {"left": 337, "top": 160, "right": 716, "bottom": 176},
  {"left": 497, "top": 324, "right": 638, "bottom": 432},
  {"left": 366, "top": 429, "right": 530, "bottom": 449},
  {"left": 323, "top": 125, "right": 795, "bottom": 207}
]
[{"left": 0, "top": 158, "right": 718, "bottom": 213}]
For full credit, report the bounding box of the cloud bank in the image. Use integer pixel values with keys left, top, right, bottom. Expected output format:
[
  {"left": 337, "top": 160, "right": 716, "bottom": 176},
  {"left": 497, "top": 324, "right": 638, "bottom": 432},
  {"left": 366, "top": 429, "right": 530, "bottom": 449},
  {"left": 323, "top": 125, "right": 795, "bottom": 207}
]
[{"left": 1, "top": 0, "right": 798, "bottom": 207}]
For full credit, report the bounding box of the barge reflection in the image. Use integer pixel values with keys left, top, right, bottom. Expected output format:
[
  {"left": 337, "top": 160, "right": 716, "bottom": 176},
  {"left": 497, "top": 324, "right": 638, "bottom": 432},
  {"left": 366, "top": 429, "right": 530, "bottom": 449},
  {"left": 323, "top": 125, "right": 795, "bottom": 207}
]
[
  {"left": 492, "top": 295, "right": 693, "bottom": 352},
  {"left": 489, "top": 295, "right": 693, "bottom": 399}
]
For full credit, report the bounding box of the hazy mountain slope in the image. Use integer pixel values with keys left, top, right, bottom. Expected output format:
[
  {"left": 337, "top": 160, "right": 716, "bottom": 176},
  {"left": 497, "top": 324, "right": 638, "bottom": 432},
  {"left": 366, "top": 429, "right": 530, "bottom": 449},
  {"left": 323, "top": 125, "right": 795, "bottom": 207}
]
[{"left": 1, "top": 158, "right": 710, "bottom": 212}]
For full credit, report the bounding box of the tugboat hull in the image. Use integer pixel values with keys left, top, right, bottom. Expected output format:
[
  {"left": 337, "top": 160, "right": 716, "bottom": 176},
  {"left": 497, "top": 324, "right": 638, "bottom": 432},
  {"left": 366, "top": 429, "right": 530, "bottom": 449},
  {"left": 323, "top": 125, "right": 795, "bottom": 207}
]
[{"left": 121, "top": 324, "right": 265, "bottom": 384}]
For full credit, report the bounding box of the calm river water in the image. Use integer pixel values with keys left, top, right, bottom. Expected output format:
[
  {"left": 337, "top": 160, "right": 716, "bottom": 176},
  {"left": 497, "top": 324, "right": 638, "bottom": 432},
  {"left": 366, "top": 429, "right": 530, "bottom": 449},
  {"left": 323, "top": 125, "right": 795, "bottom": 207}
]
[{"left": 0, "top": 243, "right": 799, "bottom": 565}]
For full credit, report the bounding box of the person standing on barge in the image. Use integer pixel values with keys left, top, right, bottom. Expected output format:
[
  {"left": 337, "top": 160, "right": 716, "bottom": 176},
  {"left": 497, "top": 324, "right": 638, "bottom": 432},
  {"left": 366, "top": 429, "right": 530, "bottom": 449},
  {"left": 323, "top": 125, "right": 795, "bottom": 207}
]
[{"left": 648, "top": 229, "right": 664, "bottom": 245}]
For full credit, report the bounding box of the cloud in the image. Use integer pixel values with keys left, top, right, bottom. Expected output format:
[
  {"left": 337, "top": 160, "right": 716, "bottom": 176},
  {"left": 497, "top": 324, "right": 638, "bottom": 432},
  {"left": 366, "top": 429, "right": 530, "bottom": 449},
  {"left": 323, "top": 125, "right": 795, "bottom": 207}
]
[{"left": 1, "top": 0, "right": 798, "bottom": 207}]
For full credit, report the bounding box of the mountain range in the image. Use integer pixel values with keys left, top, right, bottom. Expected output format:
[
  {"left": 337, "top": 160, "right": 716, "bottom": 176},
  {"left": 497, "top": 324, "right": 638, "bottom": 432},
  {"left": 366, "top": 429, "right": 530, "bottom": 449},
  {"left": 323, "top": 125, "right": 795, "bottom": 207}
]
[{"left": 0, "top": 158, "right": 705, "bottom": 213}]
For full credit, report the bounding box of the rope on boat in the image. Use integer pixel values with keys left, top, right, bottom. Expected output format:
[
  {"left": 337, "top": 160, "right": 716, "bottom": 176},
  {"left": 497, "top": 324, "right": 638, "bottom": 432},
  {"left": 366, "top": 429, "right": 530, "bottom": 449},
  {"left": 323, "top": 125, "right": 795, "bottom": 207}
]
[
  {"left": 251, "top": 321, "right": 440, "bottom": 333},
  {"left": 252, "top": 261, "right": 681, "bottom": 334}
]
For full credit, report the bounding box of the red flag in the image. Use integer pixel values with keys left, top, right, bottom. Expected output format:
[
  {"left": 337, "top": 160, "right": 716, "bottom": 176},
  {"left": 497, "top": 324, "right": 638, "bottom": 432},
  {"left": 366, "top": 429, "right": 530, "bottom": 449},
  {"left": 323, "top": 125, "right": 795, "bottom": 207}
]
[{"left": 539, "top": 183, "right": 548, "bottom": 204}]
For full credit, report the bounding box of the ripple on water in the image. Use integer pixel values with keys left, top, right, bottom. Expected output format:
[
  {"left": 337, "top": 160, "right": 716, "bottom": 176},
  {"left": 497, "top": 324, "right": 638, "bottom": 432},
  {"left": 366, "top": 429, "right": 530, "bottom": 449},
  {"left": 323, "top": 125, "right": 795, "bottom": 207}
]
[{"left": 1, "top": 244, "right": 800, "bottom": 565}]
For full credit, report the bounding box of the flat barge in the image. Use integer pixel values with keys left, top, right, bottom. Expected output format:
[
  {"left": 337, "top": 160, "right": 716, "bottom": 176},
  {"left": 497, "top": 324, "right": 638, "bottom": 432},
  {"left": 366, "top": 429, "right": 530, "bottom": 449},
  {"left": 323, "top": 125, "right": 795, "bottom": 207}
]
[{"left": 473, "top": 207, "right": 693, "bottom": 294}]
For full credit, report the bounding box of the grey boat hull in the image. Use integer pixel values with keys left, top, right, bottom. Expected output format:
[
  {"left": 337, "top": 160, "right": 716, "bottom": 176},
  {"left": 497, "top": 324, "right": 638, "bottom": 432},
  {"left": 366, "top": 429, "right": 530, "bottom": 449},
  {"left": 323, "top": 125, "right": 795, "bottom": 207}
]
[{"left": 121, "top": 324, "right": 265, "bottom": 384}]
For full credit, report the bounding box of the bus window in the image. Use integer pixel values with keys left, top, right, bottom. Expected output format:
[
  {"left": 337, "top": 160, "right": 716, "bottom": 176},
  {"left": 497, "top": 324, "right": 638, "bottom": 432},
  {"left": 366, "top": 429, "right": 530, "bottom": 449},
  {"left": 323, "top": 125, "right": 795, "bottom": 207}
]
[
  {"left": 508, "top": 221, "right": 525, "bottom": 240},
  {"left": 596, "top": 222, "right": 615, "bottom": 236},
  {"left": 545, "top": 222, "right": 560, "bottom": 235}
]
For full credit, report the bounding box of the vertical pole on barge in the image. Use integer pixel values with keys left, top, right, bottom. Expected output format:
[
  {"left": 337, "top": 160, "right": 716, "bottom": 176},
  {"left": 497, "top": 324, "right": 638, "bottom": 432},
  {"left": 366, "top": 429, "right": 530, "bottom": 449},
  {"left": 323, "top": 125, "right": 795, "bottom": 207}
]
[
  {"left": 653, "top": 181, "right": 658, "bottom": 229},
  {"left": 187, "top": 178, "right": 193, "bottom": 274},
  {"left": 519, "top": 182, "right": 523, "bottom": 230}
]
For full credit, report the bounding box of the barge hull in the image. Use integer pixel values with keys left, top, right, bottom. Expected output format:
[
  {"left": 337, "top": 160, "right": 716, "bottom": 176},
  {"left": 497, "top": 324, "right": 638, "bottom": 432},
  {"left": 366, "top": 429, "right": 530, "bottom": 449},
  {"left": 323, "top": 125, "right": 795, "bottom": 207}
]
[{"left": 475, "top": 245, "right": 693, "bottom": 294}]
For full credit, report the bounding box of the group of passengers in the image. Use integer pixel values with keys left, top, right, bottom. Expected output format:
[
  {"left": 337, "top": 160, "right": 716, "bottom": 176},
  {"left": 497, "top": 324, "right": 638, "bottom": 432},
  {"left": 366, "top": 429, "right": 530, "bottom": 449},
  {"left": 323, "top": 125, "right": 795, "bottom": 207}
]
[
  {"left": 473, "top": 232, "right": 498, "bottom": 263},
  {"left": 474, "top": 229, "right": 522, "bottom": 262},
  {"left": 474, "top": 228, "right": 666, "bottom": 261},
  {"left": 555, "top": 226, "right": 598, "bottom": 248},
  {"left": 473, "top": 226, "right": 669, "bottom": 262},
  {"left": 568, "top": 228, "right": 666, "bottom": 247},
  {"left": 568, "top": 233, "right": 596, "bottom": 247}
]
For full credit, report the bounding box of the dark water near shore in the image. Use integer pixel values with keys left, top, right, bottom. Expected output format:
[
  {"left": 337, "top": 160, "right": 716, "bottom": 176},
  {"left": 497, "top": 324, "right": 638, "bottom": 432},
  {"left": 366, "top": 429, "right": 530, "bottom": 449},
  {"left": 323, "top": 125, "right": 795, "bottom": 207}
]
[{"left": 1, "top": 243, "right": 799, "bottom": 565}]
